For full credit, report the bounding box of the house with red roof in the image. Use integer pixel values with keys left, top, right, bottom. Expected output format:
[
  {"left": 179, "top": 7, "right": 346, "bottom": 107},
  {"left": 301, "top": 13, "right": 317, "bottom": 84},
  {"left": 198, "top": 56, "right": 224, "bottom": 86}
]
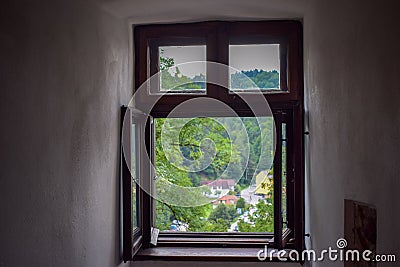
[
  {"left": 211, "top": 195, "right": 238, "bottom": 208},
  {"left": 200, "top": 179, "right": 235, "bottom": 198}
]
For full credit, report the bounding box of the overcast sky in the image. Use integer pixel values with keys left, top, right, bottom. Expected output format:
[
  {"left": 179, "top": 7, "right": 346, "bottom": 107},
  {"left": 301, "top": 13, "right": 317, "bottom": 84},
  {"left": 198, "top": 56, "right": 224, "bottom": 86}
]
[{"left": 160, "top": 44, "right": 280, "bottom": 78}]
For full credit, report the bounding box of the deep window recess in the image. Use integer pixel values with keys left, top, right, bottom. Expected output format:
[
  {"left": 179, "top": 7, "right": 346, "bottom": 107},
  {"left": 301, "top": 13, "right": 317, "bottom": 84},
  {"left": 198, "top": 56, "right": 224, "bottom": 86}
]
[{"left": 122, "top": 20, "right": 304, "bottom": 261}]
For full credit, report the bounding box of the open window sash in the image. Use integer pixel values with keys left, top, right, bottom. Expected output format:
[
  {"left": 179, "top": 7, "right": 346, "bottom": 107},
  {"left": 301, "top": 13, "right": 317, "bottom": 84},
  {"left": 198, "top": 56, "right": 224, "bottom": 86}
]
[
  {"left": 121, "top": 106, "right": 150, "bottom": 261},
  {"left": 273, "top": 111, "right": 294, "bottom": 249}
]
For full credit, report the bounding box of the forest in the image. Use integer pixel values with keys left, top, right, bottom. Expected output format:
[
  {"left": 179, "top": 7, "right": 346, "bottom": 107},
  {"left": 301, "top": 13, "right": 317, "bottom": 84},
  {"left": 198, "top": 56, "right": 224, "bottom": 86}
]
[{"left": 160, "top": 67, "right": 279, "bottom": 91}]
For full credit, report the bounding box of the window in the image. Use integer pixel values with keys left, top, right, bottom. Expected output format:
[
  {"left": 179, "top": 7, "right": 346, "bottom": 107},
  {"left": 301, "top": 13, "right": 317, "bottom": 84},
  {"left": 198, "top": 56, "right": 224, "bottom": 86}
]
[
  {"left": 151, "top": 42, "right": 207, "bottom": 94},
  {"left": 229, "top": 44, "right": 281, "bottom": 91},
  {"left": 122, "top": 21, "right": 304, "bottom": 261},
  {"left": 153, "top": 116, "right": 275, "bottom": 233}
]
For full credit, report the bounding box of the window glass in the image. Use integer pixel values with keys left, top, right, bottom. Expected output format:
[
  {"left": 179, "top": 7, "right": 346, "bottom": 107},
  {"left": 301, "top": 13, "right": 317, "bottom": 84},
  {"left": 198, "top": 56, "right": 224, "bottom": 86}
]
[
  {"left": 229, "top": 44, "right": 280, "bottom": 91},
  {"left": 154, "top": 117, "right": 275, "bottom": 233},
  {"left": 158, "top": 45, "right": 206, "bottom": 93},
  {"left": 131, "top": 124, "right": 138, "bottom": 230}
]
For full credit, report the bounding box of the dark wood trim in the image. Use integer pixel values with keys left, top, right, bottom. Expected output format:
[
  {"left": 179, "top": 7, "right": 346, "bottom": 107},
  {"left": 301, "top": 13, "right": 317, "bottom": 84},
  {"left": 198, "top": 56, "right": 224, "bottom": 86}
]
[
  {"left": 285, "top": 109, "right": 295, "bottom": 232},
  {"left": 157, "top": 237, "right": 271, "bottom": 247},
  {"left": 121, "top": 106, "right": 133, "bottom": 261},
  {"left": 121, "top": 107, "right": 146, "bottom": 261},
  {"left": 141, "top": 118, "right": 153, "bottom": 248},
  {"left": 134, "top": 20, "right": 303, "bottom": 113},
  {"left": 280, "top": 42, "right": 289, "bottom": 92},
  {"left": 282, "top": 228, "right": 292, "bottom": 248},
  {"left": 132, "top": 20, "right": 305, "bottom": 256},
  {"left": 157, "top": 232, "right": 273, "bottom": 247},
  {"left": 132, "top": 235, "right": 143, "bottom": 257},
  {"left": 273, "top": 112, "right": 283, "bottom": 249}
]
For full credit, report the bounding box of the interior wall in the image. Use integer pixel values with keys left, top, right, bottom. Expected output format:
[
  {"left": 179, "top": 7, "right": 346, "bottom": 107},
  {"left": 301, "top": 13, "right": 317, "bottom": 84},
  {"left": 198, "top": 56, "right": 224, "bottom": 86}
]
[
  {"left": 98, "top": 0, "right": 307, "bottom": 23},
  {"left": 304, "top": 0, "right": 400, "bottom": 266},
  {"left": 0, "top": 0, "right": 130, "bottom": 266},
  {"left": 2, "top": 0, "right": 400, "bottom": 266}
]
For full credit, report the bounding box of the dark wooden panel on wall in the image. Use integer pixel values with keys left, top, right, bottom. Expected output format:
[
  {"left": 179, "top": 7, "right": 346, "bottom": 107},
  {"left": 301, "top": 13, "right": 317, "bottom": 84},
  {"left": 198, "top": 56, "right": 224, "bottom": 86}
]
[{"left": 344, "top": 199, "right": 377, "bottom": 267}]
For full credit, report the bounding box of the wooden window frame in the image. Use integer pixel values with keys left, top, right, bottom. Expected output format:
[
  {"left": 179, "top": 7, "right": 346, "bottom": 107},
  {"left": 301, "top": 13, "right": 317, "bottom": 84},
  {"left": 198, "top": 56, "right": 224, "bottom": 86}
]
[{"left": 122, "top": 20, "right": 304, "bottom": 261}]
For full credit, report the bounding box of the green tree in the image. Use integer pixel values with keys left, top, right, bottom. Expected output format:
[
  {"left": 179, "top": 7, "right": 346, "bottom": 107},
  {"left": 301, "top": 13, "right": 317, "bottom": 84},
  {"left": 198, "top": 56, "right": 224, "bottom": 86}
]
[
  {"left": 209, "top": 204, "right": 237, "bottom": 223},
  {"left": 236, "top": 198, "right": 246, "bottom": 210},
  {"left": 155, "top": 116, "right": 242, "bottom": 231},
  {"left": 237, "top": 199, "right": 274, "bottom": 232},
  {"left": 238, "top": 179, "right": 274, "bottom": 232},
  {"left": 230, "top": 69, "right": 279, "bottom": 89},
  {"left": 203, "top": 218, "right": 230, "bottom": 232}
]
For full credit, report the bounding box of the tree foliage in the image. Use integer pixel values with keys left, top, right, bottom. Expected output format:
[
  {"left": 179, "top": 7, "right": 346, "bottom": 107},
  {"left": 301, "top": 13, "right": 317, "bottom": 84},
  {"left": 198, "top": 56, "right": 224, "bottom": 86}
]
[
  {"left": 231, "top": 69, "right": 279, "bottom": 89},
  {"left": 238, "top": 180, "right": 274, "bottom": 233},
  {"left": 236, "top": 197, "right": 246, "bottom": 209},
  {"left": 237, "top": 199, "right": 274, "bottom": 233}
]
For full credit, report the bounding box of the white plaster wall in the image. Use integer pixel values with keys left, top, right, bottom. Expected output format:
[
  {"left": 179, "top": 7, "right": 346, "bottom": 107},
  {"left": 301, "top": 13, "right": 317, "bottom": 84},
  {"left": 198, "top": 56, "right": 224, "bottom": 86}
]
[
  {"left": 0, "top": 0, "right": 131, "bottom": 266},
  {"left": 2, "top": 0, "right": 400, "bottom": 266},
  {"left": 304, "top": 0, "right": 400, "bottom": 266},
  {"left": 98, "top": 0, "right": 308, "bottom": 23}
]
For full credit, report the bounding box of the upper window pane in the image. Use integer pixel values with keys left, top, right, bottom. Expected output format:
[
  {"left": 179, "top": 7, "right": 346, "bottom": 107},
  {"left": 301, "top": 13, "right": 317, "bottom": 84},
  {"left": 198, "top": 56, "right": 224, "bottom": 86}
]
[
  {"left": 229, "top": 44, "right": 281, "bottom": 91},
  {"left": 158, "top": 45, "right": 206, "bottom": 93}
]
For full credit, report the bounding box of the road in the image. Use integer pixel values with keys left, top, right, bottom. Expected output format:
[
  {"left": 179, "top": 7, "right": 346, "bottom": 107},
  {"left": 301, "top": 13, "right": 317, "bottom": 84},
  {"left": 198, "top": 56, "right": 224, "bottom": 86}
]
[
  {"left": 228, "top": 186, "right": 261, "bottom": 232},
  {"left": 240, "top": 185, "right": 262, "bottom": 205}
]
